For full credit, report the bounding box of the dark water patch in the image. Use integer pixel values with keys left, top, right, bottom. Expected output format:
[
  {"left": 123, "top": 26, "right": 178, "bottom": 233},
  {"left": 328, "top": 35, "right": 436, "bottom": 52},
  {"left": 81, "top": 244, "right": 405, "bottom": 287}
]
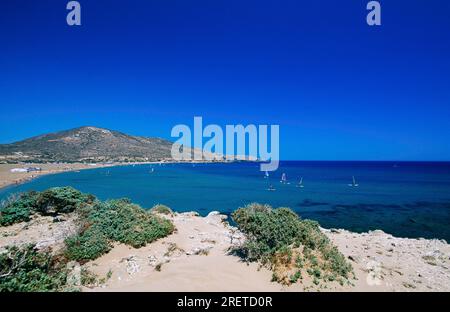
[
  {"left": 312, "top": 209, "right": 338, "bottom": 217},
  {"left": 333, "top": 203, "right": 403, "bottom": 210},
  {"left": 403, "top": 201, "right": 450, "bottom": 210},
  {"left": 297, "top": 199, "right": 329, "bottom": 207},
  {"left": 298, "top": 200, "right": 450, "bottom": 241}
]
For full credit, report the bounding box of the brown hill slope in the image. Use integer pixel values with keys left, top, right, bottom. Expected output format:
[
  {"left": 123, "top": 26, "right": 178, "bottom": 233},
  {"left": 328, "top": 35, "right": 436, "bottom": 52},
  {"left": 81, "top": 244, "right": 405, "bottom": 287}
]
[{"left": 0, "top": 126, "right": 173, "bottom": 163}]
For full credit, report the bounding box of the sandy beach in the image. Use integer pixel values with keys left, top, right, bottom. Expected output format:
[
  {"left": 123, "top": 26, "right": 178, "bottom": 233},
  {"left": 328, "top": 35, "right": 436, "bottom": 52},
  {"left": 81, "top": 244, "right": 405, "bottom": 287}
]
[
  {"left": 0, "top": 163, "right": 118, "bottom": 191},
  {"left": 1, "top": 211, "right": 448, "bottom": 292}
]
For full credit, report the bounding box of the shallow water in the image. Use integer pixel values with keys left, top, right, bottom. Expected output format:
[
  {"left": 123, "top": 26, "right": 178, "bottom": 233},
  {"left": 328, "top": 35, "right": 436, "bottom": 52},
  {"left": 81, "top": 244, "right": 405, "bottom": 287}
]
[{"left": 1, "top": 161, "right": 450, "bottom": 241}]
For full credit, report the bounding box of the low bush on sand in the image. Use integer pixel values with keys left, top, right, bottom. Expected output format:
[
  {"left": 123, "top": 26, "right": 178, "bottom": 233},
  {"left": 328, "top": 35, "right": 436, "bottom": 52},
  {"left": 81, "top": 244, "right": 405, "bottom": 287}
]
[
  {"left": 150, "top": 204, "right": 173, "bottom": 215},
  {"left": 232, "top": 203, "right": 353, "bottom": 286},
  {"left": 65, "top": 199, "right": 174, "bottom": 262},
  {"left": 0, "top": 187, "right": 94, "bottom": 226},
  {"left": 64, "top": 226, "right": 112, "bottom": 262},
  {"left": 0, "top": 244, "right": 68, "bottom": 292},
  {"left": 1, "top": 187, "right": 175, "bottom": 291},
  {"left": 35, "top": 187, "right": 95, "bottom": 215},
  {"left": 0, "top": 192, "right": 37, "bottom": 226}
]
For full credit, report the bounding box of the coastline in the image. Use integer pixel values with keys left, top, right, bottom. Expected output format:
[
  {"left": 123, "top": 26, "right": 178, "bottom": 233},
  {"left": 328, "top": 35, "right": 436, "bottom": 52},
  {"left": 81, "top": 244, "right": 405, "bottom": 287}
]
[
  {"left": 0, "top": 160, "right": 232, "bottom": 192},
  {"left": 0, "top": 163, "right": 117, "bottom": 192},
  {"left": 2, "top": 161, "right": 448, "bottom": 243}
]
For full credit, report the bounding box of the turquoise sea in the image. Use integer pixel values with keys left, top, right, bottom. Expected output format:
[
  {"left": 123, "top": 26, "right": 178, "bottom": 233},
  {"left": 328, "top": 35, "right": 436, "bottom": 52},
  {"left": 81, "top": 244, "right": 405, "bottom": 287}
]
[{"left": 1, "top": 161, "right": 450, "bottom": 241}]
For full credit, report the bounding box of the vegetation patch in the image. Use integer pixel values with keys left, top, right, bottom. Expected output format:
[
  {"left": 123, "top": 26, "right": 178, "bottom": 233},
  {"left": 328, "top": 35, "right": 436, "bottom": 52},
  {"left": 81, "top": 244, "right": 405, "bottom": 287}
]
[
  {"left": 65, "top": 198, "right": 174, "bottom": 262},
  {"left": 65, "top": 226, "right": 112, "bottom": 262},
  {"left": 0, "top": 192, "right": 38, "bottom": 226},
  {"left": 150, "top": 204, "right": 173, "bottom": 215},
  {"left": 0, "top": 187, "right": 94, "bottom": 226},
  {"left": 0, "top": 245, "right": 68, "bottom": 292},
  {"left": 1, "top": 187, "right": 175, "bottom": 291},
  {"left": 35, "top": 187, "right": 95, "bottom": 215},
  {"left": 232, "top": 203, "right": 353, "bottom": 286}
]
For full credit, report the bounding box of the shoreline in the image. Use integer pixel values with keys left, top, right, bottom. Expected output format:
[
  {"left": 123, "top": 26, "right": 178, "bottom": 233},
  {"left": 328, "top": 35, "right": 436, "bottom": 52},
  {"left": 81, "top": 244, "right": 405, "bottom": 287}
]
[
  {"left": 0, "top": 163, "right": 118, "bottom": 192},
  {"left": 0, "top": 160, "right": 233, "bottom": 192},
  {"left": 1, "top": 162, "right": 448, "bottom": 243}
]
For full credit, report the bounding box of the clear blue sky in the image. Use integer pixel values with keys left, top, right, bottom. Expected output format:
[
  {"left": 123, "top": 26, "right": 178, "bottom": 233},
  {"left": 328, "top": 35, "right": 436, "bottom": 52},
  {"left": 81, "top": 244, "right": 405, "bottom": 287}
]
[{"left": 1, "top": 0, "right": 449, "bottom": 160}]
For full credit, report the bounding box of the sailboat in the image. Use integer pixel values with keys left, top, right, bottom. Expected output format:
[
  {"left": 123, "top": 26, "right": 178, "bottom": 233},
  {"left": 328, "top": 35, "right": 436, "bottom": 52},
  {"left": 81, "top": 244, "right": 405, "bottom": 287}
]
[
  {"left": 296, "top": 177, "right": 304, "bottom": 188},
  {"left": 280, "top": 173, "right": 290, "bottom": 184},
  {"left": 348, "top": 176, "right": 359, "bottom": 187},
  {"left": 149, "top": 167, "right": 155, "bottom": 173},
  {"left": 264, "top": 171, "right": 269, "bottom": 179}
]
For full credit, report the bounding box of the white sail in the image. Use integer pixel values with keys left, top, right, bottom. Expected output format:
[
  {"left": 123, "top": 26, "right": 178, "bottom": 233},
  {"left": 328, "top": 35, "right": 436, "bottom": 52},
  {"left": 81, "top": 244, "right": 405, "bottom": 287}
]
[
  {"left": 280, "top": 173, "right": 290, "bottom": 184},
  {"left": 296, "top": 177, "right": 304, "bottom": 188},
  {"left": 349, "top": 176, "right": 359, "bottom": 187}
]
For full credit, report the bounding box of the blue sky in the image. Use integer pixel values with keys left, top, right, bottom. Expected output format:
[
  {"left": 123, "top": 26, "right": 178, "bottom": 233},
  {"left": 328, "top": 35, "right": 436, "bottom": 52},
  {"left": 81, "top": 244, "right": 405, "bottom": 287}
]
[{"left": 1, "top": 0, "right": 450, "bottom": 160}]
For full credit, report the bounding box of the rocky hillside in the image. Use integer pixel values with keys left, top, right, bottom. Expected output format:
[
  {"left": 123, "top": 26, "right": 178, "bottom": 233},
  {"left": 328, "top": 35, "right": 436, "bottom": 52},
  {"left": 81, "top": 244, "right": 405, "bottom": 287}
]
[{"left": 0, "top": 126, "right": 173, "bottom": 163}]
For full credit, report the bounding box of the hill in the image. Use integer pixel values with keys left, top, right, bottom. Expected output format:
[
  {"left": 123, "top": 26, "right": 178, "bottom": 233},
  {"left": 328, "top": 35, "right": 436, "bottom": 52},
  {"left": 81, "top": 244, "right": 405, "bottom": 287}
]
[{"left": 0, "top": 126, "right": 173, "bottom": 163}]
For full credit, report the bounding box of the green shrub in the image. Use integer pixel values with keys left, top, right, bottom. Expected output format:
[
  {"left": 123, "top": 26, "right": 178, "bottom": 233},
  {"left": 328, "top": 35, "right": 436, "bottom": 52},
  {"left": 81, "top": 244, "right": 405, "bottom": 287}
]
[
  {"left": 99, "top": 200, "right": 174, "bottom": 247},
  {"left": 232, "top": 205, "right": 302, "bottom": 262},
  {"left": 91, "top": 199, "right": 174, "bottom": 247},
  {"left": 0, "top": 192, "right": 38, "bottom": 226},
  {"left": 289, "top": 271, "right": 302, "bottom": 283},
  {"left": 1, "top": 187, "right": 176, "bottom": 282},
  {"left": 64, "top": 226, "right": 112, "bottom": 262},
  {"left": 35, "top": 187, "right": 95, "bottom": 215},
  {"left": 65, "top": 199, "right": 174, "bottom": 261},
  {"left": 0, "top": 187, "right": 95, "bottom": 226},
  {"left": 0, "top": 245, "right": 68, "bottom": 292},
  {"left": 232, "top": 203, "right": 352, "bottom": 286},
  {"left": 150, "top": 204, "right": 173, "bottom": 215}
]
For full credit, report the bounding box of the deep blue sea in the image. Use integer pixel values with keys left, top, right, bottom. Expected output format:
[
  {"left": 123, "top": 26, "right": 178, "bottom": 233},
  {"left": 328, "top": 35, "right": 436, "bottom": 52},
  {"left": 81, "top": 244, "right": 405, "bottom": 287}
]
[{"left": 1, "top": 161, "right": 450, "bottom": 241}]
